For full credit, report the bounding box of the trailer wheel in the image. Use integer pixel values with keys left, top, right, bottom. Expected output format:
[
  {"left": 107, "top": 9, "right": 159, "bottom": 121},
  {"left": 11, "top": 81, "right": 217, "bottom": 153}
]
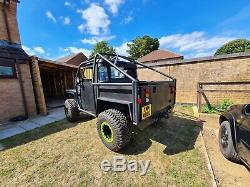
[
  {"left": 218, "top": 121, "right": 240, "bottom": 162},
  {"left": 97, "top": 109, "right": 131, "bottom": 152},
  {"left": 64, "top": 99, "right": 80, "bottom": 122}
]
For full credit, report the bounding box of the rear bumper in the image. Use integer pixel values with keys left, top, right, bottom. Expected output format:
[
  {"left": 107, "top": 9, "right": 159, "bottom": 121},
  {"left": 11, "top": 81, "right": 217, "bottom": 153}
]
[{"left": 137, "top": 105, "right": 172, "bottom": 130}]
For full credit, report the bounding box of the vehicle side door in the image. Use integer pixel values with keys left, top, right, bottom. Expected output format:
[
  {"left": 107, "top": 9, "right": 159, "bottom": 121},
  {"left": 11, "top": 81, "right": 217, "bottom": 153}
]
[
  {"left": 77, "top": 67, "right": 96, "bottom": 113},
  {"left": 237, "top": 104, "right": 250, "bottom": 165}
]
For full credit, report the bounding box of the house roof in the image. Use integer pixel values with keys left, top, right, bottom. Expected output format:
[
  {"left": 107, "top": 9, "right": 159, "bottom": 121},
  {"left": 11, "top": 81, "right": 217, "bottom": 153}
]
[
  {"left": 0, "top": 41, "right": 29, "bottom": 61},
  {"left": 138, "top": 49, "right": 183, "bottom": 63},
  {"left": 56, "top": 52, "right": 88, "bottom": 66},
  {"left": 57, "top": 53, "right": 80, "bottom": 63},
  {"left": 37, "top": 57, "right": 78, "bottom": 69}
]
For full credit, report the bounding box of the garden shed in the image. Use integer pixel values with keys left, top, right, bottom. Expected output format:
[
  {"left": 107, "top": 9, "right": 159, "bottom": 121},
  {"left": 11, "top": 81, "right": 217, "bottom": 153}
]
[{"left": 30, "top": 57, "right": 77, "bottom": 115}]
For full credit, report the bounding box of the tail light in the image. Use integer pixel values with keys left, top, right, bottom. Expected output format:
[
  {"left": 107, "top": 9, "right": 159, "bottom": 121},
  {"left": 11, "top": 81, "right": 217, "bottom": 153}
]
[
  {"left": 137, "top": 97, "right": 142, "bottom": 105},
  {"left": 144, "top": 88, "right": 150, "bottom": 98},
  {"left": 170, "top": 85, "right": 175, "bottom": 94}
]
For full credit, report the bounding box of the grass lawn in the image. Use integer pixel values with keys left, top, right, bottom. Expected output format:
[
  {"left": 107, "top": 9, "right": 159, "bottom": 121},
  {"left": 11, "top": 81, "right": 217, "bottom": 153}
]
[{"left": 0, "top": 112, "right": 211, "bottom": 187}]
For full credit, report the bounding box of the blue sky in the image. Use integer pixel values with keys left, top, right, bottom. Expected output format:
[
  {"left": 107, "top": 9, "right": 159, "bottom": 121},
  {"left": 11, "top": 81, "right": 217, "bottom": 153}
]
[{"left": 18, "top": 0, "right": 250, "bottom": 59}]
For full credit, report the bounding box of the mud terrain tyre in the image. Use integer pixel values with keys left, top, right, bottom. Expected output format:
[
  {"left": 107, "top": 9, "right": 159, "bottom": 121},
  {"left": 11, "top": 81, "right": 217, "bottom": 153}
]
[
  {"left": 97, "top": 109, "right": 131, "bottom": 152},
  {"left": 64, "top": 99, "right": 80, "bottom": 122},
  {"left": 218, "top": 121, "right": 240, "bottom": 162}
]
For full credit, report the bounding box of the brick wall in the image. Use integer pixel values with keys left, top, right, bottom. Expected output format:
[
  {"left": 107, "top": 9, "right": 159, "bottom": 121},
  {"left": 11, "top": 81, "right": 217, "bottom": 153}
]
[
  {"left": 138, "top": 52, "right": 250, "bottom": 105},
  {"left": 0, "top": 63, "right": 37, "bottom": 122},
  {"left": 0, "top": 0, "right": 20, "bottom": 44}
]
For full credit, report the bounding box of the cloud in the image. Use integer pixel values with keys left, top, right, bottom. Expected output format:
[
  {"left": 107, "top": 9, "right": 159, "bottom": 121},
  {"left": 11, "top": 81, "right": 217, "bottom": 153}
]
[
  {"left": 46, "top": 11, "right": 57, "bottom": 23},
  {"left": 63, "top": 17, "right": 71, "bottom": 25},
  {"left": 104, "top": 0, "right": 125, "bottom": 14},
  {"left": 159, "top": 31, "right": 235, "bottom": 57},
  {"left": 64, "top": 1, "right": 71, "bottom": 7},
  {"left": 115, "top": 42, "right": 130, "bottom": 56},
  {"left": 122, "top": 15, "right": 133, "bottom": 24},
  {"left": 77, "top": 3, "right": 110, "bottom": 35},
  {"left": 78, "top": 24, "right": 85, "bottom": 33},
  {"left": 23, "top": 46, "right": 46, "bottom": 56},
  {"left": 81, "top": 35, "right": 116, "bottom": 45},
  {"left": 63, "top": 47, "right": 91, "bottom": 57}
]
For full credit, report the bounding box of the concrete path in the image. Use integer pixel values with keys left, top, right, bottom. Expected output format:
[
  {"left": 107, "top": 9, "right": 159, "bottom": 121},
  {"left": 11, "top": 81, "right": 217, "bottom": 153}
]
[
  {"left": 0, "top": 107, "right": 65, "bottom": 140},
  {"left": 200, "top": 114, "right": 250, "bottom": 187}
]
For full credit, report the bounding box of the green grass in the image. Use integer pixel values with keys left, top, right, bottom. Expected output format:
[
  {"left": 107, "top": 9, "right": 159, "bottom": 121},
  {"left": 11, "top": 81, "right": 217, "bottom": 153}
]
[{"left": 0, "top": 113, "right": 211, "bottom": 187}]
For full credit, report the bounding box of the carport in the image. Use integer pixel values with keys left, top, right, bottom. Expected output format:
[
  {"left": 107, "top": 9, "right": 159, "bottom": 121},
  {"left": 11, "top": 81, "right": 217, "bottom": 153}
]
[{"left": 30, "top": 57, "right": 77, "bottom": 115}]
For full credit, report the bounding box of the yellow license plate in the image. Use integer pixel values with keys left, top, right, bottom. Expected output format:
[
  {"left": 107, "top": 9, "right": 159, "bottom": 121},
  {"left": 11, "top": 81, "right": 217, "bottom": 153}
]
[{"left": 142, "top": 104, "right": 152, "bottom": 120}]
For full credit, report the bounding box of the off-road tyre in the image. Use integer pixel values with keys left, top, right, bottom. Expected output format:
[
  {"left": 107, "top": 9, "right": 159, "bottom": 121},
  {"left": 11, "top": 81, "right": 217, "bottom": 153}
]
[
  {"left": 97, "top": 109, "right": 131, "bottom": 152},
  {"left": 64, "top": 99, "right": 80, "bottom": 122},
  {"left": 218, "top": 121, "right": 241, "bottom": 162}
]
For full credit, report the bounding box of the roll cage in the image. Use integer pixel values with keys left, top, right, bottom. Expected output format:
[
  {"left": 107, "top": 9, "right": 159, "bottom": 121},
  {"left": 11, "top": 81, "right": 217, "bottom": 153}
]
[{"left": 74, "top": 53, "right": 176, "bottom": 121}]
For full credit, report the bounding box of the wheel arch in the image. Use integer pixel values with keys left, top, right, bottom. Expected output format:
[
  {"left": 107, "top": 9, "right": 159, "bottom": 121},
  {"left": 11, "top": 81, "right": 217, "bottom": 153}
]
[
  {"left": 219, "top": 112, "right": 238, "bottom": 151},
  {"left": 96, "top": 99, "right": 133, "bottom": 121}
]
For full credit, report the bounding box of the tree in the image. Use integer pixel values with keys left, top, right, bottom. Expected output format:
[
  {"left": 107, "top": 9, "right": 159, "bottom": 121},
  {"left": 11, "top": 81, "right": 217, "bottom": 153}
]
[
  {"left": 127, "top": 36, "right": 159, "bottom": 60},
  {"left": 90, "top": 41, "right": 115, "bottom": 58},
  {"left": 215, "top": 39, "right": 250, "bottom": 56}
]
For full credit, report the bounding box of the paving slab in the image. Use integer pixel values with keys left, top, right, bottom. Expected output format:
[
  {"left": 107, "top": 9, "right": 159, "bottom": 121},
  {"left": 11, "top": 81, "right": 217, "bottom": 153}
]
[
  {"left": 47, "top": 108, "right": 65, "bottom": 120},
  {"left": 29, "top": 116, "right": 57, "bottom": 127},
  {"left": 0, "top": 126, "right": 26, "bottom": 140},
  {"left": 17, "top": 120, "right": 41, "bottom": 131},
  {"left": 0, "top": 107, "right": 65, "bottom": 140}
]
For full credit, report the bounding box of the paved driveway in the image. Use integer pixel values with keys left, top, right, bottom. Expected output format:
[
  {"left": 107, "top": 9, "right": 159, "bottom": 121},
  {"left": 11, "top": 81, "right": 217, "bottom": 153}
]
[
  {"left": 0, "top": 107, "right": 65, "bottom": 140},
  {"left": 201, "top": 114, "right": 250, "bottom": 187}
]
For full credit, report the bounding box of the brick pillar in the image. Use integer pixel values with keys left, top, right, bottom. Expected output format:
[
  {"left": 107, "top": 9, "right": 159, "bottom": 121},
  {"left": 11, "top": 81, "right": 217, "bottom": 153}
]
[{"left": 0, "top": 0, "right": 21, "bottom": 44}]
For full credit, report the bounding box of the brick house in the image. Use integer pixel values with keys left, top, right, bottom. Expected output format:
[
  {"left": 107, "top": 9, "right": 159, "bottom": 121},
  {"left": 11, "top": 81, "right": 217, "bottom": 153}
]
[
  {"left": 0, "top": 0, "right": 37, "bottom": 122},
  {"left": 0, "top": 0, "right": 79, "bottom": 123}
]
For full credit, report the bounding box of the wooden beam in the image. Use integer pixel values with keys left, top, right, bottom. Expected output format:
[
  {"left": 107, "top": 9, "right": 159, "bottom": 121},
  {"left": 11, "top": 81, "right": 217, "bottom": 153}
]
[
  {"left": 64, "top": 72, "right": 68, "bottom": 90},
  {"left": 53, "top": 72, "right": 58, "bottom": 96},
  {"left": 31, "top": 57, "right": 47, "bottom": 115}
]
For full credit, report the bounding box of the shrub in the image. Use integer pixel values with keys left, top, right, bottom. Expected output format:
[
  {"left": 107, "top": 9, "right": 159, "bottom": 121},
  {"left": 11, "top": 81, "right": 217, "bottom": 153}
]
[
  {"left": 201, "top": 105, "right": 217, "bottom": 114},
  {"left": 219, "top": 99, "right": 233, "bottom": 110}
]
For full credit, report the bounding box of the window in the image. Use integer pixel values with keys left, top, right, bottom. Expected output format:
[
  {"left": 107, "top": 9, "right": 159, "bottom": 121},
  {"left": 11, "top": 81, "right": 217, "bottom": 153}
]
[
  {"left": 0, "top": 63, "right": 16, "bottom": 78},
  {"left": 80, "top": 67, "right": 93, "bottom": 80},
  {"left": 111, "top": 67, "right": 125, "bottom": 79},
  {"left": 98, "top": 64, "right": 109, "bottom": 82}
]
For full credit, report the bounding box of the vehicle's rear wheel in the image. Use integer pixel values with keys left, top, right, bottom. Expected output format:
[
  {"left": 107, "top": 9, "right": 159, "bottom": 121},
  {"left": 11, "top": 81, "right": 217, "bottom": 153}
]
[
  {"left": 64, "top": 99, "right": 80, "bottom": 122},
  {"left": 218, "top": 121, "right": 240, "bottom": 162},
  {"left": 97, "top": 109, "right": 131, "bottom": 152}
]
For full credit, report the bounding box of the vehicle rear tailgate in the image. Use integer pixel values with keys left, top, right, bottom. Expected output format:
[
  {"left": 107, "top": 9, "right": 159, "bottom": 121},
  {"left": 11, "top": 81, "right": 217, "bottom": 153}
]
[{"left": 138, "top": 81, "right": 176, "bottom": 121}]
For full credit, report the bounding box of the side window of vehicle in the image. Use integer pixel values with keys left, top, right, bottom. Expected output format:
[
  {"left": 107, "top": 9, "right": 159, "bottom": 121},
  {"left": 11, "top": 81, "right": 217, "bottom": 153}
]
[
  {"left": 110, "top": 67, "right": 125, "bottom": 79},
  {"left": 98, "top": 65, "right": 109, "bottom": 82},
  {"left": 80, "top": 67, "right": 93, "bottom": 81}
]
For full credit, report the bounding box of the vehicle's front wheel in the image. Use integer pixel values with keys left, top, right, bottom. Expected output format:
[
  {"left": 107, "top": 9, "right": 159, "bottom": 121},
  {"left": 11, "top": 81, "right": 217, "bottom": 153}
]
[
  {"left": 64, "top": 99, "right": 80, "bottom": 122},
  {"left": 218, "top": 121, "right": 240, "bottom": 162},
  {"left": 97, "top": 109, "right": 131, "bottom": 152}
]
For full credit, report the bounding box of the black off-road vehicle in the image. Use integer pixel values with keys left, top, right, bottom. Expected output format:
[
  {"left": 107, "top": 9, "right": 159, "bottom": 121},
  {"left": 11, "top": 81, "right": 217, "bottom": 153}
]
[
  {"left": 64, "top": 53, "right": 176, "bottom": 151},
  {"left": 219, "top": 104, "right": 250, "bottom": 168}
]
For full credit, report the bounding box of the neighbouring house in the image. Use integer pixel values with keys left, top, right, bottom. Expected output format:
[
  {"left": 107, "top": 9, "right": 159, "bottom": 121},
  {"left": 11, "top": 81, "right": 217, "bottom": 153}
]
[
  {"left": 138, "top": 49, "right": 183, "bottom": 65},
  {"left": 57, "top": 53, "right": 88, "bottom": 66},
  {"left": 0, "top": 0, "right": 79, "bottom": 123},
  {"left": 0, "top": 0, "right": 37, "bottom": 122}
]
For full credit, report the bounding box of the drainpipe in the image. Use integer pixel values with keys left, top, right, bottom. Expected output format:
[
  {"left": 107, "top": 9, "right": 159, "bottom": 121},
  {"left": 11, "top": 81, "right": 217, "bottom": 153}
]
[
  {"left": 3, "top": 0, "right": 12, "bottom": 43},
  {"left": 15, "top": 62, "right": 28, "bottom": 118}
]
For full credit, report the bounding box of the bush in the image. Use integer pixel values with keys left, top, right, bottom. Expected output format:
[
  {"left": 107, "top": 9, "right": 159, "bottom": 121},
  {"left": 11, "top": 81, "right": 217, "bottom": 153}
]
[
  {"left": 201, "top": 105, "right": 217, "bottom": 114},
  {"left": 201, "top": 100, "right": 233, "bottom": 114},
  {"left": 215, "top": 39, "right": 250, "bottom": 56},
  {"left": 219, "top": 99, "right": 233, "bottom": 110}
]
